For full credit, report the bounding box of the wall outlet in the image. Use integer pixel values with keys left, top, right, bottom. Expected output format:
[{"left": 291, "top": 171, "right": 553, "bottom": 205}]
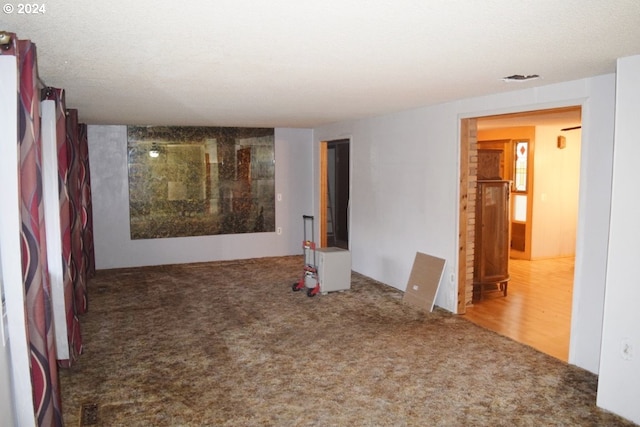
[
  {"left": 277, "top": 193, "right": 282, "bottom": 201},
  {"left": 277, "top": 227, "right": 282, "bottom": 235}
]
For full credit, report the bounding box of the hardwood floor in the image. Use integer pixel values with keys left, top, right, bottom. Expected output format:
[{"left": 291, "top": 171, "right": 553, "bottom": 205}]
[{"left": 463, "top": 257, "right": 574, "bottom": 361}]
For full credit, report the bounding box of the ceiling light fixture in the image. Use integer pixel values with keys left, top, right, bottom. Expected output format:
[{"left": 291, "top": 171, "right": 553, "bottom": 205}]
[
  {"left": 149, "top": 142, "right": 160, "bottom": 158},
  {"left": 501, "top": 74, "right": 541, "bottom": 82}
]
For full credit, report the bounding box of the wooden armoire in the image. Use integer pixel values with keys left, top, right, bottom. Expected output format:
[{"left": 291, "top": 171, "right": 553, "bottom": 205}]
[{"left": 473, "top": 180, "right": 510, "bottom": 300}]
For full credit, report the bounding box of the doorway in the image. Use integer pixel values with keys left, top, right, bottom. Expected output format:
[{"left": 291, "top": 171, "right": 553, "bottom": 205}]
[
  {"left": 459, "top": 106, "right": 582, "bottom": 360},
  {"left": 320, "top": 139, "right": 350, "bottom": 249}
]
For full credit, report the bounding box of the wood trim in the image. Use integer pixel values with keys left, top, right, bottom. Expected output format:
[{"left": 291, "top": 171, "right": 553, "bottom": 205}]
[
  {"left": 478, "top": 105, "right": 580, "bottom": 123},
  {"left": 509, "top": 138, "right": 534, "bottom": 260},
  {"left": 524, "top": 138, "right": 534, "bottom": 260},
  {"left": 319, "top": 141, "right": 328, "bottom": 248}
]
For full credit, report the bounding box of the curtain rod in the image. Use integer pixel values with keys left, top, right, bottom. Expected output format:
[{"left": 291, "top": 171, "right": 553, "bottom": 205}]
[
  {"left": 0, "top": 31, "right": 47, "bottom": 80},
  {"left": 1, "top": 31, "right": 55, "bottom": 100},
  {"left": 40, "top": 83, "right": 55, "bottom": 100},
  {"left": 0, "top": 31, "right": 11, "bottom": 48}
]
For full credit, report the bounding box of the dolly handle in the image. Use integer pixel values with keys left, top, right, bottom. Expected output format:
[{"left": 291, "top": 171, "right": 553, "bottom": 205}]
[{"left": 303, "top": 215, "right": 314, "bottom": 220}]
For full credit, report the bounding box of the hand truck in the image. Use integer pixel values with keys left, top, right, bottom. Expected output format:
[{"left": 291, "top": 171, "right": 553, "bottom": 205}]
[{"left": 291, "top": 215, "right": 321, "bottom": 297}]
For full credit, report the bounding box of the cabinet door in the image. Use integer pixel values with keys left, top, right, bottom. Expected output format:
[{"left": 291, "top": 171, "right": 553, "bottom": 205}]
[{"left": 478, "top": 181, "right": 510, "bottom": 282}]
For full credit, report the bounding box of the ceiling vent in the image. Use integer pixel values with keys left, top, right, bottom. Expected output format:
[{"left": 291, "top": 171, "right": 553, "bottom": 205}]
[{"left": 501, "top": 74, "right": 541, "bottom": 82}]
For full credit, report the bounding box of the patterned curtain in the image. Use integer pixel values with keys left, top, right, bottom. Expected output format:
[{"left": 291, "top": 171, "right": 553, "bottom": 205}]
[
  {"left": 78, "top": 123, "right": 96, "bottom": 280},
  {"left": 16, "top": 38, "right": 64, "bottom": 427},
  {"left": 66, "top": 109, "right": 88, "bottom": 314},
  {"left": 1, "top": 31, "right": 94, "bottom": 425},
  {"left": 44, "top": 87, "right": 83, "bottom": 367}
]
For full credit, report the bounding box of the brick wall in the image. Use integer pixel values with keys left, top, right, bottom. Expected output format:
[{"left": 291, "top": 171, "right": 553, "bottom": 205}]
[
  {"left": 459, "top": 119, "right": 478, "bottom": 310},
  {"left": 466, "top": 128, "right": 477, "bottom": 306}
]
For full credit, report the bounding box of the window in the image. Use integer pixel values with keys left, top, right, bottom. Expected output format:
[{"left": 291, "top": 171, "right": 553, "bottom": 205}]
[{"left": 513, "top": 140, "right": 528, "bottom": 192}]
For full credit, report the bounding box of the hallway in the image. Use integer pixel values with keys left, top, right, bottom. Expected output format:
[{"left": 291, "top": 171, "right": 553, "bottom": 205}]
[{"left": 463, "top": 257, "right": 574, "bottom": 361}]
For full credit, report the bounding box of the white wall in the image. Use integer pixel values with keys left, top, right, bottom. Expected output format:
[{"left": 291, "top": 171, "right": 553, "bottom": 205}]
[
  {"left": 315, "top": 108, "right": 459, "bottom": 308},
  {"left": 314, "top": 74, "right": 616, "bottom": 375},
  {"left": 596, "top": 55, "right": 640, "bottom": 424},
  {"left": 88, "top": 126, "right": 313, "bottom": 269},
  {"left": 531, "top": 126, "right": 581, "bottom": 259}
]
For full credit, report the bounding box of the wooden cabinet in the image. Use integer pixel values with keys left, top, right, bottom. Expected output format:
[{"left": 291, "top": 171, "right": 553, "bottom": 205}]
[{"left": 473, "top": 180, "right": 510, "bottom": 300}]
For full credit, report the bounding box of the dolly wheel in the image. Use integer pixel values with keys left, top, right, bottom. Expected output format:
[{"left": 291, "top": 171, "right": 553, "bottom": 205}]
[
  {"left": 292, "top": 281, "right": 303, "bottom": 292},
  {"left": 306, "top": 288, "right": 316, "bottom": 297}
]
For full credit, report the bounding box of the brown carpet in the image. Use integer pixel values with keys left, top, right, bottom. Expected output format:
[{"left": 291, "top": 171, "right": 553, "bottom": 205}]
[{"left": 60, "top": 256, "right": 635, "bottom": 426}]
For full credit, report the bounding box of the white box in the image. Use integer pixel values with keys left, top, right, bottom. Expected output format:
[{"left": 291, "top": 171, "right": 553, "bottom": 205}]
[{"left": 316, "top": 247, "right": 351, "bottom": 293}]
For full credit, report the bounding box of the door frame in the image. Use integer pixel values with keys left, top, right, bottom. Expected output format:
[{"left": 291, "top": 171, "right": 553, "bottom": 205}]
[
  {"left": 459, "top": 106, "right": 579, "bottom": 311},
  {"left": 320, "top": 141, "right": 328, "bottom": 247}
]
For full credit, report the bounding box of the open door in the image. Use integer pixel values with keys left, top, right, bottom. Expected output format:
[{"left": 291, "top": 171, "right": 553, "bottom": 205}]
[{"left": 320, "top": 139, "right": 350, "bottom": 249}]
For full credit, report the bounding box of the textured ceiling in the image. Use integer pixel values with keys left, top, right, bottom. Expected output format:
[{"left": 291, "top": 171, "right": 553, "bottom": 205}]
[{"left": 3, "top": 1, "right": 640, "bottom": 128}]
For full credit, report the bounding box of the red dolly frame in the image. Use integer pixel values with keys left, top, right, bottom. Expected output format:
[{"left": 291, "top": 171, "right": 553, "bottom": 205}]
[{"left": 292, "top": 215, "right": 321, "bottom": 297}]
